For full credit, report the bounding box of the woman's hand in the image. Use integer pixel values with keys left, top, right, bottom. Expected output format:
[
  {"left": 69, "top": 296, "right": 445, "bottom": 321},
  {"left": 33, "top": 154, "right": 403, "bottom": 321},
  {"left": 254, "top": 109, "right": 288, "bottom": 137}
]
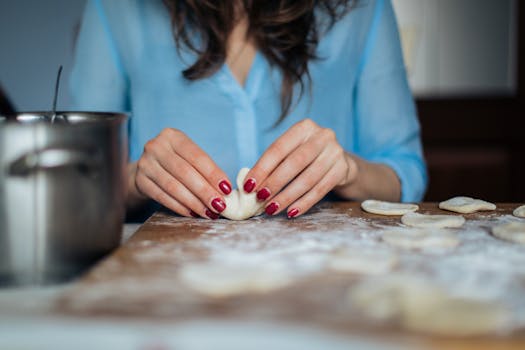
[
  {"left": 242, "top": 119, "right": 359, "bottom": 218},
  {"left": 126, "top": 128, "right": 232, "bottom": 219}
]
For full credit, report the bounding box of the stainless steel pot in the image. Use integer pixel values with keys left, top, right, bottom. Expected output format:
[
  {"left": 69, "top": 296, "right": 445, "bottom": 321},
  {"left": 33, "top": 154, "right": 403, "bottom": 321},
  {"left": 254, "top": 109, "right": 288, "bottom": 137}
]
[{"left": 0, "top": 112, "right": 128, "bottom": 285}]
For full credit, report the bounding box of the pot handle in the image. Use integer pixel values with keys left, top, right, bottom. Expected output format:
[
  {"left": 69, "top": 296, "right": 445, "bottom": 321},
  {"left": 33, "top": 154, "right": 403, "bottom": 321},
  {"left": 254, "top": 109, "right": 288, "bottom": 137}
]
[{"left": 9, "top": 147, "right": 102, "bottom": 177}]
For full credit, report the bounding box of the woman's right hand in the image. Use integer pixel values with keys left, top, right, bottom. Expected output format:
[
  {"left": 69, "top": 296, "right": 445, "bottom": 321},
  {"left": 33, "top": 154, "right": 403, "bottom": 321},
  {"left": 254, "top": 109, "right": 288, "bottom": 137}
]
[{"left": 126, "top": 128, "right": 232, "bottom": 219}]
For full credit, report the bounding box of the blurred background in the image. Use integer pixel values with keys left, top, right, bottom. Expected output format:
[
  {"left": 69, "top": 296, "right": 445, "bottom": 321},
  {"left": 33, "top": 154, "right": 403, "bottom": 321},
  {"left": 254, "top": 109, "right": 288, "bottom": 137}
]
[{"left": 0, "top": 0, "right": 523, "bottom": 202}]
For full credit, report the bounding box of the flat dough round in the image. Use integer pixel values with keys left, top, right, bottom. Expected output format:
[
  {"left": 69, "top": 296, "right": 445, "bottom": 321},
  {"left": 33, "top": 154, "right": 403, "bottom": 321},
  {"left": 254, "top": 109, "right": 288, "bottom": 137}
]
[
  {"left": 492, "top": 222, "right": 525, "bottom": 244},
  {"left": 221, "top": 168, "right": 265, "bottom": 220},
  {"left": 348, "top": 275, "right": 510, "bottom": 336},
  {"left": 513, "top": 205, "right": 525, "bottom": 218},
  {"left": 401, "top": 212, "right": 465, "bottom": 228},
  {"left": 361, "top": 199, "right": 418, "bottom": 216},
  {"left": 439, "top": 196, "right": 496, "bottom": 214},
  {"left": 327, "top": 248, "right": 398, "bottom": 274},
  {"left": 382, "top": 228, "right": 459, "bottom": 249},
  {"left": 178, "top": 263, "right": 292, "bottom": 298}
]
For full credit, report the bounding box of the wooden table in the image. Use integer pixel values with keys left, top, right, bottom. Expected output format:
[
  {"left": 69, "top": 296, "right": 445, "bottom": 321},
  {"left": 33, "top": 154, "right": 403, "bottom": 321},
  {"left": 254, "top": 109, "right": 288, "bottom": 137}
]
[{"left": 59, "top": 202, "right": 525, "bottom": 349}]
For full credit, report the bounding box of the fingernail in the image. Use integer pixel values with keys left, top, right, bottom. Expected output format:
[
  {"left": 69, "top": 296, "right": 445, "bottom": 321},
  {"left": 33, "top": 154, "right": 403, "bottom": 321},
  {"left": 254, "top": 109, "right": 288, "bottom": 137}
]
[
  {"left": 206, "top": 209, "right": 219, "bottom": 220},
  {"left": 256, "top": 187, "right": 271, "bottom": 201},
  {"left": 287, "top": 208, "right": 299, "bottom": 219},
  {"left": 219, "top": 180, "right": 232, "bottom": 195},
  {"left": 189, "top": 210, "right": 200, "bottom": 218},
  {"left": 211, "top": 197, "right": 226, "bottom": 213},
  {"left": 243, "top": 178, "right": 256, "bottom": 193},
  {"left": 265, "top": 202, "right": 279, "bottom": 216}
]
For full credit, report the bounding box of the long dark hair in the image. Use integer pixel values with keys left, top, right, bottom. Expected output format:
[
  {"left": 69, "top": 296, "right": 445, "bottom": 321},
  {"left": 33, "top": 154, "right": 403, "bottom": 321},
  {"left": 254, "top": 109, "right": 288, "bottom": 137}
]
[{"left": 163, "top": 0, "right": 356, "bottom": 124}]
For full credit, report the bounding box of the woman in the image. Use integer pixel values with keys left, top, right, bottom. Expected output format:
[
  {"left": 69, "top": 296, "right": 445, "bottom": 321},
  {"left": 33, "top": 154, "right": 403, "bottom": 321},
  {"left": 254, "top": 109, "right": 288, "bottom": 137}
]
[{"left": 70, "top": 0, "right": 427, "bottom": 220}]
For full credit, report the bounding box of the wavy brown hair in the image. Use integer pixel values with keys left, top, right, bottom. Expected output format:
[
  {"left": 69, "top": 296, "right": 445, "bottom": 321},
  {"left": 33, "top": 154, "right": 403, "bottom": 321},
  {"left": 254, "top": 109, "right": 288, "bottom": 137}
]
[{"left": 163, "top": 0, "right": 356, "bottom": 124}]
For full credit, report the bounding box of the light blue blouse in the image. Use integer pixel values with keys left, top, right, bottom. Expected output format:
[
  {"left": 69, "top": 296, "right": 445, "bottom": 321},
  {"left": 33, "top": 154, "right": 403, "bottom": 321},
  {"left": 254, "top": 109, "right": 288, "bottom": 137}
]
[{"left": 70, "top": 0, "right": 428, "bottom": 202}]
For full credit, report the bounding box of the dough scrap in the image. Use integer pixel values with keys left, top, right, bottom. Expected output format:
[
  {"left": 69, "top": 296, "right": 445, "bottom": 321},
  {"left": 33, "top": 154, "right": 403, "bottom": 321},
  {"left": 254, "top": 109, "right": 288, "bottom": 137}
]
[
  {"left": 439, "top": 196, "right": 496, "bottom": 214},
  {"left": 221, "top": 168, "right": 265, "bottom": 220},
  {"left": 513, "top": 205, "right": 525, "bottom": 218},
  {"left": 178, "top": 263, "right": 292, "bottom": 298},
  {"left": 327, "top": 248, "right": 398, "bottom": 275},
  {"left": 348, "top": 275, "right": 511, "bottom": 336},
  {"left": 361, "top": 199, "right": 419, "bottom": 216},
  {"left": 492, "top": 221, "right": 525, "bottom": 245},
  {"left": 401, "top": 212, "right": 465, "bottom": 228},
  {"left": 382, "top": 228, "right": 459, "bottom": 249}
]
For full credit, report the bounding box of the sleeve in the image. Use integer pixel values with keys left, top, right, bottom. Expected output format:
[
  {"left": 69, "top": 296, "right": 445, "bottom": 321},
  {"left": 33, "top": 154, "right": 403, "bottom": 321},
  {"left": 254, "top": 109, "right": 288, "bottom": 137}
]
[
  {"left": 69, "top": 0, "right": 129, "bottom": 112},
  {"left": 353, "top": 0, "right": 428, "bottom": 202}
]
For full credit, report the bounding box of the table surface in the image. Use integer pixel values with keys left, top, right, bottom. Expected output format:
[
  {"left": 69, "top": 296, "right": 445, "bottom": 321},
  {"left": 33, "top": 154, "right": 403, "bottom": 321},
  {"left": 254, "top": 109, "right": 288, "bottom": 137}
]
[{"left": 2, "top": 202, "right": 525, "bottom": 349}]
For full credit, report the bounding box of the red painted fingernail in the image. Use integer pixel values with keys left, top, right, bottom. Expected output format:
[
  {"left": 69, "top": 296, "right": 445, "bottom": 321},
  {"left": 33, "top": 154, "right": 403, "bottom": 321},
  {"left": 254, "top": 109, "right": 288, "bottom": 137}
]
[
  {"left": 256, "top": 187, "right": 271, "bottom": 201},
  {"left": 243, "top": 178, "right": 256, "bottom": 193},
  {"left": 211, "top": 197, "right": 226, "bottom": 213},
  {"left": 265, "top": 202, "right": 279, "bottom": 216},
  {"left": 219, "top": 180, "right": 232, "bottom": 195},
  {"left": 206, "top": 209, "right": 219, "bottom": 220},
  {"left": 189, "top": 210, "right": 200, "bottom": 218},
  {"left": 288, "top": 208, "right": 299, "bottom": 219}
]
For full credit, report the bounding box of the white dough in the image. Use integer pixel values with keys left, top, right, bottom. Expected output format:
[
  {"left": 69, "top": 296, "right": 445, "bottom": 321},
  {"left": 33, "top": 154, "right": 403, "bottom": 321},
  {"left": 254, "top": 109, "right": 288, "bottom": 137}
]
[
  {"left": 492, "top": 222, "right": 525, "bottom": 245},
  {"left": 348, "top": 275, "right": 510, "bottom": 336},
  {"left": 382, "top": 228, "right": 459, "bottom": 249},
  {"left": 513, "top": 205, "right": 525, "bottom": 218},
  {"left": 361, "top": 199, "right": 418, "bottom": 216},
  {"left": 221, "top": 168, "right": 265, "bottom": 220},
  {"left": 401, "top": 212, "right": 465, "bottom": 228},
  {"left": 439, "top": 196, "right": 496, "bottom": 214},
  {"left": 327, "top": 248, "right": 398, "bottom": 275},
  {"left": 178, "top": 263, "right": 292, "bottom": 298}
]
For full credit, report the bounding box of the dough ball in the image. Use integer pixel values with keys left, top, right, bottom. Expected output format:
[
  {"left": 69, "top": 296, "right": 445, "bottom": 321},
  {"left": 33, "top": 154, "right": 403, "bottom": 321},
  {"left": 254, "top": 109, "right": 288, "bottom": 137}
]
[
  {"left": 382, "top": 228, "right": 459, "bottom": 249},
  {"left": 361, "top": 199, "right": 419, "bottom": 216},
  {"left": 348, "top": 276, "right": 511, "bottom": 336},
  {"left": 491, "top": 221, "right": 525, "bottom": 245},
  {"left": 221, "top": 168, "right": 265, "bottom": 220},
  {"left": 513, "top": 205, "right": 525, "bottom": 218},
  {"left": 439, "top": 196, "right": 496, "bottom": 214},
  {"left": 327, "top": 248, "right": 398, "bottom": 275},
  {"left": 178, "top": 263, "right": 292, "bottom": 298},
  {"left": 401, "top": 212, "right": 465, "bottom": 228}
]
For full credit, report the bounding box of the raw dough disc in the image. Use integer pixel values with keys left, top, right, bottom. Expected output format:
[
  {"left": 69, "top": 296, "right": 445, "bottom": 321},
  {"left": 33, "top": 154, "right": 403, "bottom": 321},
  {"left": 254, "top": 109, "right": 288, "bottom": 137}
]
[
  {"left": 178, "top": 263, "right": 292, "bottom": 298},
  {"left": 401, "top": 212, "right": 465, "bottom": 228},
  {"left": 361, "top": 199, "right": 419, "bottom": 216},
  {"left": 513, "top": 205, "right": 525, "bottom": 218},
  {"left": 348, "top": 275, "right": 511, "bottom": 336},
  {"left": 327, "top": 248, "right": 398, "bottom": 275},
  {"left": 221, "top": 168, "right": 265, "bottom": 220},
  {"left": 439, "top": 196, "right": 496, "bottom": 214},
  {"left": 492, "top": 221, "right": 525, "bottom": 244},
  {"left": 382, "top": 228, "right": 459, "bottom": 249}
]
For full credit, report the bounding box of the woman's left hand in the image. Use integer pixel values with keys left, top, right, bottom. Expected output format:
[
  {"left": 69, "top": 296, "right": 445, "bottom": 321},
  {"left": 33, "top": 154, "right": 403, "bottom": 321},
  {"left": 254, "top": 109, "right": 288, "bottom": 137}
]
[{"left": 243, "top": 118, "right": 358, "bottom": 218}]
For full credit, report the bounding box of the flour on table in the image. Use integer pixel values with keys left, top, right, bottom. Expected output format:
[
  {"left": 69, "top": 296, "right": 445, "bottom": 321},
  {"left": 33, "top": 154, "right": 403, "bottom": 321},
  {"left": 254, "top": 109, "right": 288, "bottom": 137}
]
[
  {"left": 401, "top": 212, "right": 465, "bottom": 228},
  {"left": 382, "top": 228, "right": 459, "bottom": 249},
  {"left": 326, "top": 248, "right": 398, "bottom": 274},
  {"left": 347, "top": 275, "right": 511, "bottom": 336},
  {"left": 221, "top": 168, "right": 265, "bottom": 220},
  {"left": 513, "top": 205, "right": 525, "bottom": 218},
  {"left": 492, "top": 221, "right": 525, "bottom": 245},
  {"left": 361, "top": 199, "right": 418, "bottom": 216},
  {"left": 439, "top": 196, "right": 496, "bottom": 214},
  {"left": 178, "top": 262, "right": 293, "bottom": 298}
]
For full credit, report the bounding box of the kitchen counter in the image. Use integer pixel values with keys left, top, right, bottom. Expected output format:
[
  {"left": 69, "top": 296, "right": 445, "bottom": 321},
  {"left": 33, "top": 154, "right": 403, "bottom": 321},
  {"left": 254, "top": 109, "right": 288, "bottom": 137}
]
[{"left": 2, "top": 203, "right": 525, "bottom": 349}]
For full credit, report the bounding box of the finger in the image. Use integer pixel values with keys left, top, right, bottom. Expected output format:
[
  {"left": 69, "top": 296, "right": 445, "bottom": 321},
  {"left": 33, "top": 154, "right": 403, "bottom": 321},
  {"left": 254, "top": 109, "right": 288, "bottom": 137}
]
[
  {"left": 164, "top": 128, "right": 233, "bottom": 195},
  {"left": 255, "top": 129, "right": 336, "bottom": 203},
  {"left": 147, "top": 138, "right": 227, "bottom": 214},
  {"left": 285, "top": 161, "right": 348, "bottom": 219},
  {"left": 135, "top": 171, "right": 194, "bottom": 218},
  {"left": 137, "top": 155, "right": 213, "bottom": 219},
  {"left": 263, "top": 144, "right": 339, "bottom": 215},
  {"left": 244, "top": 119, "right": 319, "bottom": 193}
]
